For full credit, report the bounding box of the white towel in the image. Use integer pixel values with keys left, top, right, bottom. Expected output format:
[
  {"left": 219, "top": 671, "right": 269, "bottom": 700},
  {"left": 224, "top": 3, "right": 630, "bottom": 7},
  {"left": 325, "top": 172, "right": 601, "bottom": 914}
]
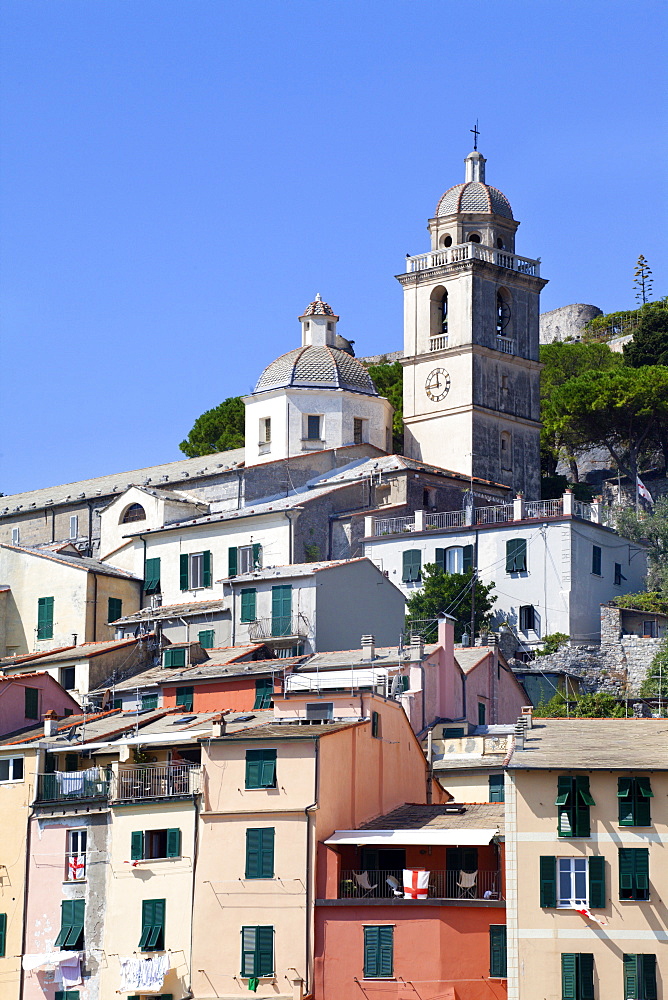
[
  {"left": 55, "top": 954, "right": 82, "bottom": 989},
  {"left": 119, "top": 954, "right": 170, "bottom": 992}
]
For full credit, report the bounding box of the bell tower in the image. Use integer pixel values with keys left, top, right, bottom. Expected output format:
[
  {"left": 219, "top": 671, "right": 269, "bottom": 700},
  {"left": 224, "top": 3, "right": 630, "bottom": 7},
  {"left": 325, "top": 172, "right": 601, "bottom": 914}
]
[{"left": 397, "top": 148, "right": 547, "bottom": 499}]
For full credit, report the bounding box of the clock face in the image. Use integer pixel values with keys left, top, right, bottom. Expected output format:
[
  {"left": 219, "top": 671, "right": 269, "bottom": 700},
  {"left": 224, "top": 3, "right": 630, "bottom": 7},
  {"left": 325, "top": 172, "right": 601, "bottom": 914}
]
[{"left": 425, "top": 368, "right": 451, "bottom": 401}]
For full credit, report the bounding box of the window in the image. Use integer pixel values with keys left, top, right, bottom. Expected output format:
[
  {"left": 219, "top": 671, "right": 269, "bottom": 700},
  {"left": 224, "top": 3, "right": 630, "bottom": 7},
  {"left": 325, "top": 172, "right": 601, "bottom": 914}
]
[
  {"left": 623, "top": 953, "right": 657, "bottom": 1000},
  {"left": 489, "top": 774, "right": 504, "bottom": 803},
  {"left": 245, "top": 828, "right": 274, "bottom": 879},
  {"left": 505, "top": 538, "right": 527, "bottom": 573},
  {"left": 591, "top": 545, "right": 602, "bottom": 576},
  {"left": 306, "top": 415, "right": 321, "bottom": 440},
  {"left": 556, "top": 857, "right": 606, "bottom": 908},
  {"left": 131, "top": 829, "right": 181, "bottom": 861},
  {"left": 144, "top": 557, "right": 161, "bottom": 594},
  {"left": 37, "top": 596, "right": 54, "bottom": 639},
  {"left": 496, "top": 291, "right": 510, "bottom": 335},
  {"left": 55, "top": 899, "right": 85, "bottom": 949},
  {"left": 501, "top": 374, "right": 509, "bottom": 391},
  {"left": 175, "top": 687, "right": 194, "bottom": 712},
  {"left": 240, "top": 589, "right": 257, "bottom": 623},
  {"left": 122, "top": 503, "right": 146, "bottom": 523},
  {"left": 69, "top": 515, "right": 78, "bottom": 539},
  {"left": 561, "top": 953, "right": 594, "bottom": 1000},
  {"left": 139, "top": 899, "right": 165, "bottom": 951},
  {"left": 180, "top": 551, "right": 212, "bottom": 590},
  {"left": 66, "top": 829, "right": 87, "bottom": 881},
  {"left": 478, "top": 703, "right": 486, "bottom": 726},
  {"left": 614, "top": 562, "right": 625, "bottom": 586},
  {"left": 271, "top": 585, "right": 292, "bottom": 637},
  {"left": 55, "top": 992, "right": 80, "bottom": 1000},
  {"left": 60, "top": 666, "right": 76, "bottom": 690},
  {"left": 142, "top": 694, "right": 158, "bottom": 711},
  {"left": 556, "top": 775, "right": 595, "bottom": 837},
  {"left": 496, "top": 237, "right": 505, "bottom": 249},
  {"left": 254, "top": 678, "right": 273, "bottom": 710},
  {"left": 468, "top": 232, "right": 481, "bottom": 243},
  {"left": 440, "top": 289, "right": 448, "bottom": 334},
  {"left": 501, "top": 432, "right": 512, "bottom": 470},
  {"left": 229, "top": 544, "right": 262, "bottom": 576},
  {"left": 618, "top": 777, "right": 653, "bottom": 826},
  {"left": 245, "top": 749, "right": 277, "bottom": 789},
  {"left": 11, "top": 527, "right": 19, "bottom": 545},
  {"left": 0, "top": 913, "right": 6, "bottom": 957},
  {"left": 1, "top": 756, "right": 25, "bottom": 784},
  {"left": 241, "top": 926, "right": 274, "bottom": 978},
  {"left": 402, "top": 549, "right": 421, "bottom": 583},
  {"left": 371, "top": 711, "right": 381, "bottom": 738},
  {"left": 619, "top": 848, "right": 649, "bottom": 901},
  {"left": 642, "top": 620, "right": 657, "bottom": 638},
  {"left": 24, "top": 687, "right": 39, "bottom": 720},
  {"left": 520, "top": 605, "right": 536, "bottom": 632},
  {"left": 435, "top": 545, "right": 473, "bottom": 575},
  {"left": 261, "top": 417, "right": 271, "bottom": 443},
  {"left": 108, "top": 598, "right": 123, "bottom": 623},
  {"left": 354, "top": 418, "right": 364, "bottom": 445},
  {"left": 198, "top": 629, "right": 215, "bottom": 650},
  {"left": 442, "top": 235, "right": 452, "bottom": 248},
  {"left": 306, "top": 702, "right": 333, "bottom": 721},
  {"left": 489, "top": 924, "right": 507, "bottom": 978},
  {"left": 363, "top": 926, "right": 393, "bottom": 979},
  {"left": 163, "top": 647, "right": 186, "bottom": 668}
]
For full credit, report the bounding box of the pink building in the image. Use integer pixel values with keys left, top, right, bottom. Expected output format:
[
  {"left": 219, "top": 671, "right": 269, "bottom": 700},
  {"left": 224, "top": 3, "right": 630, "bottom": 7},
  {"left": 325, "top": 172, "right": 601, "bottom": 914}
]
[{"left": 0, "top": 671, "right": 80, "bottom": 736}]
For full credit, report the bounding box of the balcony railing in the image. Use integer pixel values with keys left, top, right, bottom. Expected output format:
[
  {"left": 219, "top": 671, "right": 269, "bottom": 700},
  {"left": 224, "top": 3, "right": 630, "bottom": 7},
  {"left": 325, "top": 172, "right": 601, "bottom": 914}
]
[
  {"left": 339, "top": 869, "right": 502, "bottom": 901},
  {"left": 247, "top": 613, "right": 310, "bottom": 642},
  {"left": 496, "top": 335, "right": 514, "bottom": 355},
  {"left": 114, "top": 764, "right": 201, "bottom": 801},
  {"left": 374, "top": 515, "right": 416, "bottom": 535},
  {"left": 405, "top": 242, "right": 540, "bottom": 277},
  {"left": 425, "top": 510, "right": 466, "bottom": 530},
  {"left": 35, "top": 769, "right": 111, "bottom": 803},
  {"left": 429, "top": 334, "right": 449, "bottom": 352}
]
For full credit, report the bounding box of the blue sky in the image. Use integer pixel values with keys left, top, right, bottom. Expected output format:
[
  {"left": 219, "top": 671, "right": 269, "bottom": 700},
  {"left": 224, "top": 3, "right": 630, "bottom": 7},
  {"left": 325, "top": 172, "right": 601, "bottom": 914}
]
[{"left": 1, "top": 0, "right": 666, "bottom": 495}]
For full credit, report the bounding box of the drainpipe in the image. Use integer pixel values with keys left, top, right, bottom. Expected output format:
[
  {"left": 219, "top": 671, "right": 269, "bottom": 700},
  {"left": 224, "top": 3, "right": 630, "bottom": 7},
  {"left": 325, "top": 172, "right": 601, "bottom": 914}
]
[
  {"left": 92, "top": 573, "right": 98, "bottom": 641},
  {"left": 51, "top": 507, "right": 56, "bottom": 544},
  {"left": 187, "top": 787, "right": 200, "bottom": 997},
  {"left": 18, "top": 806, "right": 34, "bottom": 1000},
  {"left": 426, "top": 729, "right": 433, "bottom": 804},
  {"left": 87, "top": 500, "right": 95, "bottom": 556},
  {"left": 304, "top": 737, "right": 320, "bottom": 996}
]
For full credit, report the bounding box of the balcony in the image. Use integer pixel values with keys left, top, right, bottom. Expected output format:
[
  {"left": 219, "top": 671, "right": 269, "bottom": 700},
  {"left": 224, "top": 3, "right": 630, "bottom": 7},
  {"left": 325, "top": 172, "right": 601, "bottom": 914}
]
[
  {"left": 114, "top": 764, "right": 201, "bottom": 802},
  {"left": 248, "top": 613, "right": 310, "bottom": 643},
  {"left": 405, "top": 242, "right": 540, "bottom": 277},
  {"left": 338, "top": 869, "right": 503, "bottom": 902},
  {"left": 35, "top": 768, "right": 111, "bottom": 804}
]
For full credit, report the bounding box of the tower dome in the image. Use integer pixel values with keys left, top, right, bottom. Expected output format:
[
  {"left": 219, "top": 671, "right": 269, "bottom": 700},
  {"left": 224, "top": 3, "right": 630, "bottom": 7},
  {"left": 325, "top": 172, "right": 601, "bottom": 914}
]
[
  {"left": 435, "top": 150, "right": 514, "bottom": 219},
  {"left": 254, "top": 345, "right": 378, "bottom": 396}
]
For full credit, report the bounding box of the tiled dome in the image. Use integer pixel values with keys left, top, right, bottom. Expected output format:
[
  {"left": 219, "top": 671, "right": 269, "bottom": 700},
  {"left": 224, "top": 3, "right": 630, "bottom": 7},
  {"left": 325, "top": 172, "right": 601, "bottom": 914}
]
[
  {"left": 436, "top": 181, "right": 513, "bottom": 220},
  {"left": 254, "top": 346, "right": 378, "bottom": 395},
  {"left": 302, "top": 293, "right": 336, "bottom": 317}
]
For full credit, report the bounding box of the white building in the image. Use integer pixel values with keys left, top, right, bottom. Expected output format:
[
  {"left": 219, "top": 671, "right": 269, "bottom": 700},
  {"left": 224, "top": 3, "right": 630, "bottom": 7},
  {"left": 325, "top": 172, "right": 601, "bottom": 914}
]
[{"left": 363, "top": 494, "right": 647, "bottom": 648}]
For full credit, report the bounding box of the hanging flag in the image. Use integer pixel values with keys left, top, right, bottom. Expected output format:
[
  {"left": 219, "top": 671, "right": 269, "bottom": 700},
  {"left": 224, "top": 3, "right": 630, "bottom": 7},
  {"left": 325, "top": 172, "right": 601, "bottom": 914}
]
[
  {"left": 637, "top": 477, "right": 654, "bottom": 505},
  {"left": 573, "top": 905, "right": 607, "bottom": 926}
]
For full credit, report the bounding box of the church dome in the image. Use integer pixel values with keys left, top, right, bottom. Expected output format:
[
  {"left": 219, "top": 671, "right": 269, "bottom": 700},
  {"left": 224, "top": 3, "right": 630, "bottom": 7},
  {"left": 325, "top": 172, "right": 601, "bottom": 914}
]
[
  {"left": 254, "top": 345, "right": 378, "bottom": 395},
  {"left": 436, "top": 181, "right": 514, "bottom": 220},
  {"left": 301, "top": 294, "right": 337, "bottom": 317}
]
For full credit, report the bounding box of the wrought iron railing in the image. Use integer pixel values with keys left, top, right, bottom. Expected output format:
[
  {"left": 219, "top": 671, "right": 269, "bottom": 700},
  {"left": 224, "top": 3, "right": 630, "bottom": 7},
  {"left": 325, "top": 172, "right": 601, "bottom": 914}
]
[
  {"left": 374, "top": 515, "right": 416, "bottom": 536},
  {"left": 36, "top": 769, "right": 111, "bottom": 803},
  {"left": 338, "top": 869, "right": 502, "bottom": 900},
  {"left": 247, "top": 613, "right": 310, "bottom": 641},
  {"left": 425, "top": 510, "right": 467, "bottom": 529},
  {"left": 524, "top": 499, "right": 563, "bottom": 519},
  {"left": 114, "top": 764, "right": 201, "bottom": 801},
  {"left": 475, "top": 504, "right": 514, "bottom": 525}
]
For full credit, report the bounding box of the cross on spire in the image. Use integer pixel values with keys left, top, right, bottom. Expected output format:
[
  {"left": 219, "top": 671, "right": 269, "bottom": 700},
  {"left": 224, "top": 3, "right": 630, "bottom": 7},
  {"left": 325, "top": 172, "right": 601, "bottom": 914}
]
[{"left": 470, "top": 120, "right": 480, "bottom": 151}]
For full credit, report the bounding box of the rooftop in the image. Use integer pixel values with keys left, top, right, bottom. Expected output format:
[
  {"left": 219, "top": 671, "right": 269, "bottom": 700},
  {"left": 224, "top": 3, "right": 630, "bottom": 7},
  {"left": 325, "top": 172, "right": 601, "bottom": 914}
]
[
  {"left": 0, "top": 544, "right": 141, "bottom": 580},
  {"left": 209, "top": 719, "right": 363, "bottom": 741},
  {"left": 106, "top": 652, "right": 304, "bottom": 692},
  {"left": 359, "top": 802, "right": 505, "bottom": 833},
  {"left": 509, "top": 719, "right": 668, "bottom": 770},
  {"left": 0, "top": 637, "right": 149, "bottom": 670}
]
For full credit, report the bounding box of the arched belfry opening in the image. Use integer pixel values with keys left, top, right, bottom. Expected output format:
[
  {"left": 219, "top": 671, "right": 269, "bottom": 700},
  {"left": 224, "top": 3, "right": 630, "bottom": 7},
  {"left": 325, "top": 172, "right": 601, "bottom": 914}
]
[
  {"left": 429, "top": 286, "right": 449, "bottom": 343},
  {"left": 496, "top": 289, "right": 511, "bottom": 337}
]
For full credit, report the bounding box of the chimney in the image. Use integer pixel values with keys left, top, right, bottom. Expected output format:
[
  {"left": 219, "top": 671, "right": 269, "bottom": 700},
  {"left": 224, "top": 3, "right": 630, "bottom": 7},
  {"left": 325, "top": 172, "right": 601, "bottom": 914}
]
[
  {"left": 43, "top": 709, "right": 59, "bottom": 737},
  {"left": 361, "top": 635, "right": 376, "bottom": 661},
  {"left": 521, "top": 705, "right": 534, "bottom": 729},
  {"left": 514, "top": 716, "right": 527, "bottom": 750},
  {"left": 71, "top": 634, "right": 78, "bottom": 646},
  {"left": 409, "top": 634, "right": 424, "bottom": 661},
  {"left": 212, "top": 713, "right": 227, "bottom": 738}
]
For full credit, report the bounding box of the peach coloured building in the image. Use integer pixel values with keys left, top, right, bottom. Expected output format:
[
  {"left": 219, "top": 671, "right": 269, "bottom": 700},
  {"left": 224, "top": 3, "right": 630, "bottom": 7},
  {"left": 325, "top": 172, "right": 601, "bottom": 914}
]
[
  {"left": 0, "top": 671, "right": 80, "bottom": 736},
  {"left": 191, "top": 696, "right": 444, "bottom": 999}
]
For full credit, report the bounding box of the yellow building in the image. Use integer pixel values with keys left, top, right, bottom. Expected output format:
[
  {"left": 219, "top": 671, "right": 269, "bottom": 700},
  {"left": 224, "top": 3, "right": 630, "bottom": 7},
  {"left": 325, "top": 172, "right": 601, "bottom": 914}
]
[{"left": 506, "top": 718, "right": 668, "bottom": 1000}]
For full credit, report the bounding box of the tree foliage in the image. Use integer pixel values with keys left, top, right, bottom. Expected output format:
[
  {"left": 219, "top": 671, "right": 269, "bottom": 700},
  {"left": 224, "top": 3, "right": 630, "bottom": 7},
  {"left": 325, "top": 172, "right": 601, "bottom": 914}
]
[
  {"left": 533, "top": 691, "right": 626, "bottom": 718},
  {"left": 616, "top": 498, "right": 668, "bottom": 594},
  {"left": 179, "top": 396, "right": 245, "bottom": 458},
  {"left": 535, "top": 632, "right": 570, "bottom": 656},
  {"left": 405, "top": 565, "right": 496, "bottom": 643},
  {"left": 610, "top": 591, "right": 668, "bottom": 614},
  {"left": 633, "top": 254, "right": 653, "bottom": 305},
  {"left": 366, "top": 361, "right": 404, "bottom": 452},
  {"left": 623, "top": 299, "right": 668, "bottom": 367},
  {"left": 640, "top": 636, "right": 668, "bottom": 698}
]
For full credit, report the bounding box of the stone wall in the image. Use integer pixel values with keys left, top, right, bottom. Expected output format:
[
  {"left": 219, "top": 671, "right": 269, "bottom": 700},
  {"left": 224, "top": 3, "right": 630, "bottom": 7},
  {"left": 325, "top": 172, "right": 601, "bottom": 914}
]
[{"left": 539, "top": 303, "right": 602, "bottom": 344}]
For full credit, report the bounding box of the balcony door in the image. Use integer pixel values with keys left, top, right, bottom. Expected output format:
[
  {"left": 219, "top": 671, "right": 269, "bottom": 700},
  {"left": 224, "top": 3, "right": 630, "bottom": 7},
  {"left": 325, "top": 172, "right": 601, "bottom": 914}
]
[{"left": 271, "top": 585, "right": 292, "bottom": 637}]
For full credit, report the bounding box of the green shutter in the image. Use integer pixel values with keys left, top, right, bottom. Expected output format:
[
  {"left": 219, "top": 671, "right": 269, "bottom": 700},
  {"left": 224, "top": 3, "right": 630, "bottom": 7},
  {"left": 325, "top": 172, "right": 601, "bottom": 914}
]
[
  {"left": 260, "top": 751, "right": 276, "bottom": 787},
  {"left": 371, "top": 711, "right": 380, "bottom": 738},
  {"left": 131, "top": 831, "right": 144, "bottom": 861},
  {"left": 202, "top": 550, "right": 212, "bottom": 587},
  {"left": 164, "top": 647, "right": 187, "bottom": 668},
  {"left": 505, "top": 539, "right": 517, "bottom": 573},
  {"left": 402, "top": 549, "right": 421, "bottom": 583},
  {"left": 271, "top": 585, "right": 292, "bottom": 636},
  {"left": 636, "top": 777, "right": 652, "bottom": 826},
  {"left": 463, "top": 544, "right": 473, "bottom": 572},
  {"left": 179, "top": 554, "right": 189, "bottom": 591},
  {"left": 489, "top": 924, "right": 507, "bottom": 978},
  {"left": 198, "top": 629, "right": 215, "bottom": 649},
  {"left": 228, "top": 547, "right": 238, "bottom": 577},
  {"left": 144, "top": 557, "right": 161, "bottom": 593},
  {"left": 377, "top": 926, "right": 393, "bottom": 978},
  {"left": 142, "top": 694, "right": 158, "bottom": 711},
  {"left": 55, "top": 899, "right": 84, "bottom": 949},
  {"left": 588, "top": 856, "right": 606, "bottom": 908},
  {"left": 540, "top": 856, "right": 557, "bottom": 908},
  {"left": 24, "top": 687, "right": 38, "bottom": 720},
  {"left": 108, "top": 597, "right": 123, "bottom": 622},
  {"left": 255, "top": 925, "right": 274, "bottom": 976},
  {"left": 574, "top": 776, "right": 593, "bottom": 837},
  {"left": 253, "top": 677, "right": 273, "bottom": 709},
  {"left": 245, "top": 749, "right": 276, "bottom": 788},
  {"left": 592, "top": 546, "right": 601, "bottom": 575},
  {"left": 166, "top": 828, "right": 181, "bottom": 858},
  {"left": 641, "top": 954, "right": 657, "bottom": 1000},
  {"left": 140, "top": 898, "right": 165, "bottom": 951},
  {"left": 252, "top": 543, "right": 262, "bottom": 569},
  {"left": 175, "top": 687, "right": 194, "bottom": 712},
  {"left": 506, "top": 538, "right": 527, "bottom": 573},
  {"left": 246, "top": 828, "right": 274, "bottom": 879},
  {"left": 241, "top": 926, "right": 257, "bottom": 976},
  {"left": 37, "top": 596, "right": 54, "bottom": 639},
  {"left": 435, "top": 548, "right": 445, "bottom": 572},
  {"left": 241, "top": 589, "right": 257, "bottom": 623},
  {"left": 578, "top": 953, "right": 594, "bottom": 1000},
  {"left": 55, "top": 993, "right": 80, "bottom": 1000},
  {"left": 489, "top": 774, "right": 504, "bottom": 802},
  {"left": 0, "top": 913, "right": 6, "bottom": 957},
  {"left": 624, "top": 954, "right": 639, "bottom": 1000},
  {"left": 635, "top": 848, "right": 649, "bottom": 898},
  {"left": 561, "top": 953, "right": 577, "bottom": 1000},
  {"left": 618, "top": 776, "right": 634, "bottom": 825},
  {"left": 364, "top": 926, "right": 379, "bottom": 978},
  {"left": 478, "top": 702, "right": 486, "bottom": 726}
]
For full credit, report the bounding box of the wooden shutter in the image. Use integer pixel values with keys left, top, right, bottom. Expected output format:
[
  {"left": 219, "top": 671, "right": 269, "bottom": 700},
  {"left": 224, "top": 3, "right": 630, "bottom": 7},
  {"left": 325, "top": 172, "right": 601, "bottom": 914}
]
[
  {"left": 588, "top": 856, "right": 606, "bottom": 908},
  {"left": 165, "top": 648, "right": 186, "bottom": 668},
  {"left": 253, "top": 677, "right": 272, "bottom": 710},
  {"left": 619, "top": 848, "right": 634, "bottom": 897},
  {"left": 573, "top": 775, "right": 594, "bottom": 837},
  {"left": 144, "top": 557, "right": 160, "bottom": 593},
  {"left": 246, "top": 750, "right": 262, "bottom": 789},
  {"left": 377, "top": 926, "right": 393, "bottom": 978},
  {"left": 623, "top": 954, "right": 638, "bottom": 1000},
  {"left": 591, "top": 546, "right": 601, "bottom": 575},
  {"left": 57, "top": 898, "right": 84, "bottom": 948},
  {"left": 166, "top": 829, "right": 181, "bottom": 858},
  {"left": 635, "top": 848, "right": 649, "bottom": 898},
  {"left": 228, "top": 547, "right": 238, "bottom": 577},
  {"left": 561, "top": 953, "right": 577, "bottom": 1000},
  {"left": 241, "top": 589, "right": 257, "bottom": 623},
  {"left": 252, "top": 543, "right": 262, "bottom": 569},
  {"left": 463, "top": 544, "right": 473, "bottom": 572},
  {"left": 255, "top": 925, "right": 274, "bottom": 976},
  {"left": 37, "top": 596, "right": 54, "bottom": 639},
  {"left": 505, "top": 539, "right": 518, "bottom": 573},
  {"left": 175, "top": 687, "right": 193, "bottom": 712},
  {"left": 179, "top": 554, "right": 189, "bottom": 591},
  {"left": 146, "top": 899, "right": 165, "bottom": 949},
  {"left": 402, "top": 550, "right": 421, "bottom": 583},
  {"left": 108, "top": 597, "right": 122, "bottom": 622},
  {"left": 198, "top": 630, "right": 215, "bottom": 649},
  {"left": 371, "top": 711, "right": 380, "bottom": 738},
  {"left": 202, "top": 550, "right": 212, "bottom": 587},
  {"left": 260, "top": 750, "right": 277, "bottom": 787},
  {"left": 435, "top": 548, "right": 445, "bottom": 572},
  {"left": 131, "top": 831, "right": 144, "bottom": 861},
  {"left": 578, "top": 953, "right": 594, "bottom": 1000},
  {"left": 241, "top": 926, "right": 257, "bottom": 976},
  {"left": 641, "top": 953, "right": 657, "bottom": 1000},
  {"left": 540, "top": 856, "right": 557, "bottom": 908},
  {"left": 364, "top": 926, "right": 380, "bottom": 978},
  {"left": 636, "top": 777, "right": 653, "bottom": 826},
  {"left": 489, "top": 774, "right": 504, "bottom": 803},
  {"left": 489, "top": 924, "right": 507, "bottom": 977},
  {"left": 246, "top": 829, "right": 275, "bottom": 878},
  {"left": 618, "top": 776, "right": 634, "bottom": 825},
  {"left": 556, "top": 775, "right": 573, "bottom": 836},
  {"left": 24, "top": 687, "right": 38, "bottom": 720},
  {"left": 272, "top": 586, "right": 292, "bottom": 636},
  {"left": 0, "top": 913, "right": 6, "bottom": 957},
  {"left": 55, "top": 900, "right": 73, "bottom": 947}
]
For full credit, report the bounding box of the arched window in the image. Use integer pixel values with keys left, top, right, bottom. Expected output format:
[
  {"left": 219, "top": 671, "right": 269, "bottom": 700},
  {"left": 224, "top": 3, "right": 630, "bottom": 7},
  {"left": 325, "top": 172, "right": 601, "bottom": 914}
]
[
  {"left": 468, "top": 233, "right": 481, "bottom": 243},
  {"left": 496, "top": 291, "right": 511, "bottom": 336},
  {"left": 496, "top": 237, "right": 505, "bottom": 249},
  {"left": 121, "top": 503, "right": 146, "bottom": 524},
  {"left": 429, "top": 286, "right": 449, "bottom": 340},
  {"left": 501, "top": 432, "right": 512, "bottom": 471},
  {"left": 440, "top": 289, "right": 448, "bottom": 334}
]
